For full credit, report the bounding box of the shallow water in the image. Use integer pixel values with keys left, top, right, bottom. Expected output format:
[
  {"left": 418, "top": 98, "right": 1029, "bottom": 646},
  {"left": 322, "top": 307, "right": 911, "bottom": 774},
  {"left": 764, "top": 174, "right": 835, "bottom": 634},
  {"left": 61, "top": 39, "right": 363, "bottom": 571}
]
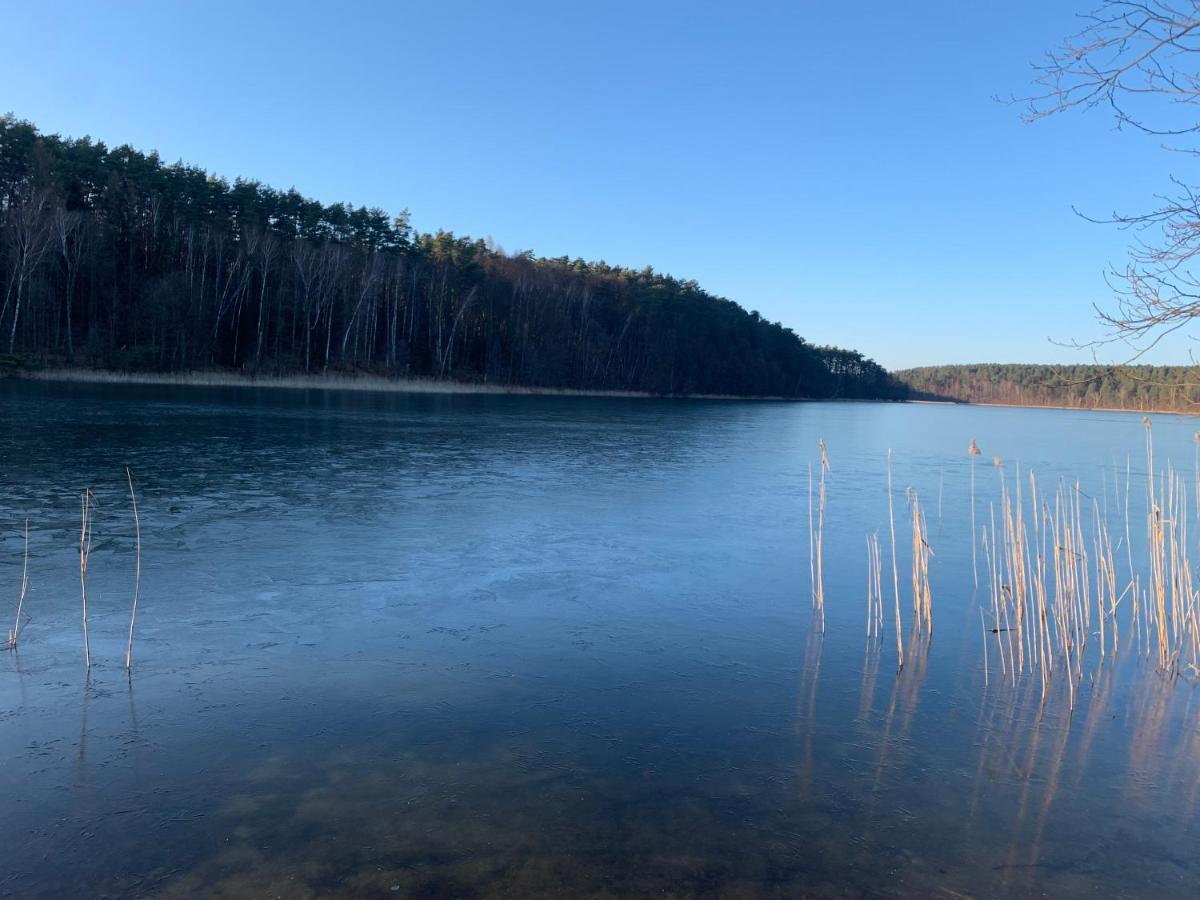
[{"left": 0, "top": 381, "right": 1198, "bottom": 898}]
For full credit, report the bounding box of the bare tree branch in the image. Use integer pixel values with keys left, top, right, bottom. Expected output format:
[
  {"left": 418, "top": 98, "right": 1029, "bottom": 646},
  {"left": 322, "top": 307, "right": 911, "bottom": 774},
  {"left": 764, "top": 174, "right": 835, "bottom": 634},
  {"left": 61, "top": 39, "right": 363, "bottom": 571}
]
[{"left": 1019, "top": 2, "right": 1200, "bottom": 353}]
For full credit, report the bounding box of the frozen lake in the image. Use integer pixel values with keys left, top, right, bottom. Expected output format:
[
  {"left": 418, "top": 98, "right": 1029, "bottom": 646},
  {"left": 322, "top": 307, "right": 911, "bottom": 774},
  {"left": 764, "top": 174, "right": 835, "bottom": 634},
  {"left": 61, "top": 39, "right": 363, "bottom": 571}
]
[{"left": 1, "top": 380, "right": 1198, "bottom": 897}]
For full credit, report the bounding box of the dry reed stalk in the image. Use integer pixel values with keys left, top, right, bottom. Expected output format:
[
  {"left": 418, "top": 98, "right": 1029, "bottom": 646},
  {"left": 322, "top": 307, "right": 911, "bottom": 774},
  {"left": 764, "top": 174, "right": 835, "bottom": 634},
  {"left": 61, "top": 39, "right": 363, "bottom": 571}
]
[
  {"left": 1093, "top": 497, "right": 1121, "bottom": 660},
  {"left": 874, "top": 532, "right": 886, "bottom": 638},
  {"left": 1165, "top": 468, "right": 1178, "bottom": 669},
  {"left": 814, "top": 440, "right": 830, "bottom": 629},
  {"left": 1056, "top": 483, "right": 1074, "bottom": 686},
  {"left": 981, "top": 606, "right": 990, "bottom": 686},
  {"left": 887, "top": 449, "right": 903, "bottom": 670},
  {"left": 1061, "top": 495, "right": 1077, "bottom": 710},
  {"left": 1066, "top": 482, "right": 1090, "bottom": 701},
  {"left": 865, "top": 532, "right": 884, "bottom": 639},
  {"left": 998, "top": 461, "right": 1031, "bottom": 675},
  {"left": 1175, "top": 485, "right": 1194, "bottom": 672},
  {"left": 1123, "top": 457, "right": 1142, "bottom": 655},
  {"left": 993, "top": 457, "right": 1021, "bottom": 682},
  {"left": 1091, "top": 498, "right": 1103, "bottom": 658},
  {"left": 1022, "top": 478, "right": 1045, "bottom": 680},
  {"left": 1143, "top": 418, "right": 1170, "bottom": 668},
  {"left": 80, "top": 488, "right": 94, "bottom": 669},
  {"left": 1028, "top": 471, "right": 1051, "bottom": 693},
  {"left": 1060, "top": 483, "right": 1076, "bottom": 676},
  {"left": 125, "top": 467, "right": 141, "bottom": 671},
  {"left": 907, "top": 490, "right": 934, "bottom": 634},
  {"left": 6, "top": 520, "right": 30, "bottom": 650},
  {"left": 808, "top": 463, "right": 815, "bottom": 607},
  {"left": 920, "top": 509, "right": 933, "bottom": 632},
  {"left": 970, "top": 440, "right": 981, "bottom": 588},
  {"left": 910, "top": 490, "right": 922, "bottom": 620},
  {"left": 865, "top": 534, "right": 874, "bottom": 638},
  {"left": 1014, "top": 469, "right": 1031, "bottom": 673},
  {"left": 985, "top": 504, "right": 1006, "bottom": 679},
  {"left": 1073, "top": 482, "right": 1090, "bottom": 681},
  {"left": 1062, "top": 481, "right": 1085, "bottom": 686}
]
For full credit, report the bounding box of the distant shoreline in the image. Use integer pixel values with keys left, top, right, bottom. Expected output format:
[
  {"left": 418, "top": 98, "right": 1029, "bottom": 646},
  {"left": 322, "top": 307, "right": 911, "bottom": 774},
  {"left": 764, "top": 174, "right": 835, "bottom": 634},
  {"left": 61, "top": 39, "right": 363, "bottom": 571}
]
[
  {"left": 974, "top": 399, "right": 1197, "bottom": 417},
  {"left": 14, "top": 367, "right": 798, "bottom": 402},
  {"left": 895, "top": 363, "right": 1200, "bottom": 417},
  {"left": 909, "top": 397, "right": 1198, "bottom": 417}
]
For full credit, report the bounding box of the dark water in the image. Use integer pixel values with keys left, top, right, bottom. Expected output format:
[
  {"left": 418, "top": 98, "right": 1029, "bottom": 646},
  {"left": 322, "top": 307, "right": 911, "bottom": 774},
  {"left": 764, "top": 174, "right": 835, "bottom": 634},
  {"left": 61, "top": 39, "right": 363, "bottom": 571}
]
[{"left": 1, "top": 381, "right": 1198, "bottom": 898}]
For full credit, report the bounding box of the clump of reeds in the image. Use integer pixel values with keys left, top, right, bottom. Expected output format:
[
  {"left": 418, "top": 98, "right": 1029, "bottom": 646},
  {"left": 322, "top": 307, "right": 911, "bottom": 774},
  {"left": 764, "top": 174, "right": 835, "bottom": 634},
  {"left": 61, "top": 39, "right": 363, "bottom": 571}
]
[
  {"left": 853, "top": 418, "right": 1200, "bottom": 711},
  {"left": 125, "top": 467, "right": 141, "bottom": 671},
  {"left": 80, "top": 488, "right": 94, "bottom": 669},
  {"left": 1140, "top": 451, "right": 1200, "bottom": 676},
  {"left": 967, "top": 437, "right": 1199, "bottom": 708},
  {"left": 978, "top": 459, "right": 1086, "bottom": 705},
  {"left": 5, "top": 520, "right": 30, "bottom": 651}
]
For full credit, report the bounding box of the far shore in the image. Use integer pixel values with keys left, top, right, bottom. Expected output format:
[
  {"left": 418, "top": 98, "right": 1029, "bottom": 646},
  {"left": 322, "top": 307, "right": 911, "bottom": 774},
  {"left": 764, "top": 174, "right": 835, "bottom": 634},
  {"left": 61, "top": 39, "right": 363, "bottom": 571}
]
[
  {"left": 974, "top": 399, "right": 1198, "bottom": 417},
  {"left": 14, "top": 367, "right": 797, "bottom": 402},
  {"left": 910, "top": 396, "right": 1198, "bottom": 417}
]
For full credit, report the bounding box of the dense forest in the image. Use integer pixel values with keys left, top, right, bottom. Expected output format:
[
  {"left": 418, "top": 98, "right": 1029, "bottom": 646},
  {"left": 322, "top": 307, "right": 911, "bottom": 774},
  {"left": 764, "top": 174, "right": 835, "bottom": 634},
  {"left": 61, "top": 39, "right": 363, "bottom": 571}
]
[
  {"left": 0, "top": 117, "right": 900, "bottom": 399},
  {"left": 898, "top": 364, "right": 1200, "bottom": 413}
]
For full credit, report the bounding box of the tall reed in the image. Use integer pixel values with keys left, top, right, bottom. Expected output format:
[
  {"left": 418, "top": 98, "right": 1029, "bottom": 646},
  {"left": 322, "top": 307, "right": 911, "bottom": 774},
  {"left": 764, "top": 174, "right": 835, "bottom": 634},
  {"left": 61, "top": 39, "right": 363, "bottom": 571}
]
[
  {"left": 808, "top": 463, "right": 815, "bottom": 608},
  {"left": 125, "top": 467, "right": 142, "bottom": 671},
  {"left": 887, "top": 449, "right": 903, "bottom": 669},
  {"left": 80, "top": 489, "right": 94, "bottom": 669},
  {"left": 813, "top": 440, "right": 830, "bottom": 629},
  {"left": 865, "top": 531, "right": 884, "bottom": 639},
  {"left": 970, "top": 439, "right": 982, "bottom": 588},
  {"left": 6, "top": 520, "right": 30, "bottom": 650}
]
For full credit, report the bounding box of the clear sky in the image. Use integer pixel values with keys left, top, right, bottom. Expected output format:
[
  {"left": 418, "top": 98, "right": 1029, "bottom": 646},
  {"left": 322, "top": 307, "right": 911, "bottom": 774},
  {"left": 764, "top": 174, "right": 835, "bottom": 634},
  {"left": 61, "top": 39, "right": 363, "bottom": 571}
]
[{"left": 1, "top": 0, "right": 1189, "bottom": 369}]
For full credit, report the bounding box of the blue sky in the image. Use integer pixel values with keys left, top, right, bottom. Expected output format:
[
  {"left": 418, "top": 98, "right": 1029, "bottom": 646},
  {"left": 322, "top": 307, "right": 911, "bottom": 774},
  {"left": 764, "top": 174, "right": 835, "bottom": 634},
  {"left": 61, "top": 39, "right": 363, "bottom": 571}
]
[{"left": 1, "top": 0, "right": 1189, "bottom": 369}]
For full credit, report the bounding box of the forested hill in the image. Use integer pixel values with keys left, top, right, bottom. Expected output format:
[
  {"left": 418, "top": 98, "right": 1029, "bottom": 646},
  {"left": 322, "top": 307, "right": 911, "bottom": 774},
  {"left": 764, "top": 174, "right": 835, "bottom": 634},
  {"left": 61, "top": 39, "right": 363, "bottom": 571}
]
[
  {"left": 897, "top": 364, "right": 1200, "bottom": 413},
  {"left": 0, "top": 118, "right": 901, "bottom": 399}
]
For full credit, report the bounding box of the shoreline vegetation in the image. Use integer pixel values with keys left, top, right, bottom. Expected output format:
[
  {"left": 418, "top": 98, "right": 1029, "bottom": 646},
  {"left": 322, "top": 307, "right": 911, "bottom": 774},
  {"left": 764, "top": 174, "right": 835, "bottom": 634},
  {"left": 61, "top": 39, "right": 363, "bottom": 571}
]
[
  {"left": 897, "top": 363, "right": 1200, "bottom": 415},
  {"left": 0, "top": 117, "right": 901, "bottom": 402}
]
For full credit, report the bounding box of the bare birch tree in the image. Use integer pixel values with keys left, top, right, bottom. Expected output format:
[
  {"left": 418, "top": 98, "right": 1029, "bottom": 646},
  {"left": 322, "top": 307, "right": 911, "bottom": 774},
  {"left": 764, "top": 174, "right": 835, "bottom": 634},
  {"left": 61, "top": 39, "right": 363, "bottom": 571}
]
[
  {"left": 53, "top": 208, "right": 87, "bottom": 359},
  {"left": 1, "top": 183, "right": 53, "bottom": 352}
]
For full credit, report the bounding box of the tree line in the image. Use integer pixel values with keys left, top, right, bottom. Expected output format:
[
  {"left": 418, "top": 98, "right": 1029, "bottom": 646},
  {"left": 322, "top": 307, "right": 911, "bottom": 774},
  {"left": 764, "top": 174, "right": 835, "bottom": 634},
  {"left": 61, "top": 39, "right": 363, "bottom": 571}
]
[
  {"left": 897, "top": 364, "right": 1200, "bottom": 412},
  {"left": 0, "top": 116, "right": 901, "bottom": 399}
]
